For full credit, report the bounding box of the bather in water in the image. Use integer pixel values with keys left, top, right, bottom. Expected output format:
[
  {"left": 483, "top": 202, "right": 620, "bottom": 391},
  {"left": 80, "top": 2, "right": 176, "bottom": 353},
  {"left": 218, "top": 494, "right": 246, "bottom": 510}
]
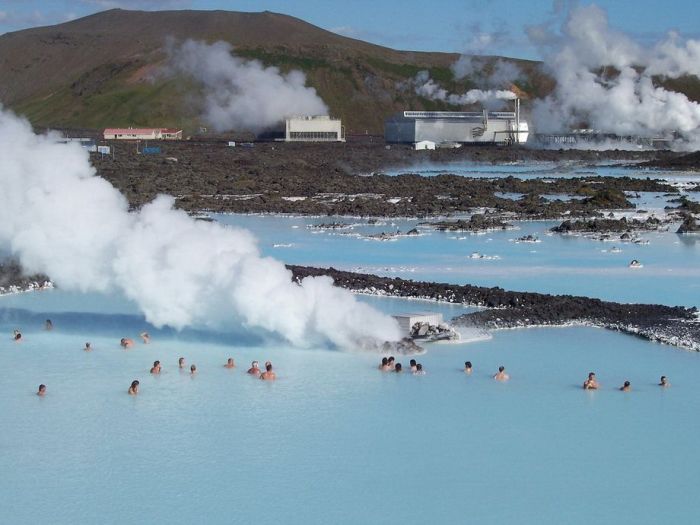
[
  {"left": 494, "top": 366, "right": 510, "bottom": 381},
  {"left": 128, "top": 380, "right": 139, "bottom": 395},
  {"left": 260, "top": 363, "right": 276, "bottom": 381},
  {"left": 583, "top": 372, "right": 599, "bottom": 390}
]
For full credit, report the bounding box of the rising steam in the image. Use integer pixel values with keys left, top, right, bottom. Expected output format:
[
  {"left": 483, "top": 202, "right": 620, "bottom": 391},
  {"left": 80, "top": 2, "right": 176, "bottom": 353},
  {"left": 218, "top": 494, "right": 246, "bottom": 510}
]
[
  {"left": 527, "top": 4, "right": 700, "bottom": 147},
  {"left": 410, "top": 70, "right": 516, "bottom": 108},
  {"left": 165, "top": 39, "right": 328, "bottom": 133},
  {"left": 0, "top": 108, "right": 400, "bottom": 349}
]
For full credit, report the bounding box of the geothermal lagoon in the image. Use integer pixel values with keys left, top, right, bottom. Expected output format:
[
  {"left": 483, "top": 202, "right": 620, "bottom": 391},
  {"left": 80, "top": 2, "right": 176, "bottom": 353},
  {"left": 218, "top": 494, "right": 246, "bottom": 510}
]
[{"left": 2, "top": 161, "right": 700, "bottom": 524}]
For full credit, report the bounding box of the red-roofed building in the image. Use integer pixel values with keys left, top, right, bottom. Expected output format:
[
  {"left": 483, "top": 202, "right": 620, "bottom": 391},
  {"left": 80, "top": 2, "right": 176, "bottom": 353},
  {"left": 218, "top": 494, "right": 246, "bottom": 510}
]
[{"left": 103, "top": 128, "right": 183, "bottom": 140}]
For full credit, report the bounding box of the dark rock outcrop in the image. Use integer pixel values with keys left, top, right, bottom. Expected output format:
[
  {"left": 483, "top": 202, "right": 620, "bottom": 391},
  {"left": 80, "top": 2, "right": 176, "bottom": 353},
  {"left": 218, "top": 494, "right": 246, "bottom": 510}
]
[
  {"left": 288, "top": 265, "right": 700, "bottom": 352},
  {"left": 677, "top": 215, "right": 700, "bottom": 234}
]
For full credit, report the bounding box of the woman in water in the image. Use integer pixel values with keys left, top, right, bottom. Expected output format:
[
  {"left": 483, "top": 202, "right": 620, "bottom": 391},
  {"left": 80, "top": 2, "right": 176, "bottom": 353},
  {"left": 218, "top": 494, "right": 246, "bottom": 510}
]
[
  {"left": 120, "top": 338, "right": 134, "bottom": 349},
  {"left": 37, "top": 384, "right": 46, "bottom": 396},
  {"left": 178, "top": 357, "right": 185, "bottom": 369},
  {"left": 190, "top": 364, "right": 197, "bottom": 375},
  {"left": 140, "top": 332, "right": 150, "bottom": 344},
  {"left": 128, "top": 380, "right": 139, "bottom": 395},
  {"left": 84, "top": 342, "right": 92, "bottom": 352},
  {"left": 224, "top": 358, "right": 236, "bottom": 369},
  {"left": 464, "top": 361, "right": 472, "bottom": 375},
  {"left": 150, "top": 361, "right": 161, "bottom": 374},
  {"left": 13, "top": 329, "right": 22, "bottom": 341}
]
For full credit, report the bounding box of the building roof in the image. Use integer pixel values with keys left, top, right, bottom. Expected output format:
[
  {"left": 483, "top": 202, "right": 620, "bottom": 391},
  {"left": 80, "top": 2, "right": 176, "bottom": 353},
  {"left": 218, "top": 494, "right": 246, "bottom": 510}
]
[{"left": 104, "top": 128, "right": 182, "bottom": 134}]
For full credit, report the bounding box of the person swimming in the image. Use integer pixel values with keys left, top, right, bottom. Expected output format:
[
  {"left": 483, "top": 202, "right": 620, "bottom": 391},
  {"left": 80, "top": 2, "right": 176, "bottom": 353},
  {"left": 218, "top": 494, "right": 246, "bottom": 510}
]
[
  {"left": 394, "top": 363, "right": 402, "bottom": 373},
  {"left": 120, "top": 338, "right": 134, "bottom": 348},
  {"left": 13, "top": 330, "right": 22, "bottom": 341},
  {"left": 190, "top": 364, "right": 197, "bottom": 375},
  {"left": 620, "top": 380, "right": 631, "bottom": 392},
  {"left": 494, "top": 366, "right": 510, "bottom": 381},
  {"left": 150, "top": 361, "right": 161, "bottom": 374},
  {"left": 583, "top": 372, "right": 599, "bottom": 390},
  {"left": 44, "top": 319, "right": 53, "bottom": 331},
  {"left": 178, "top": 357, "right": 185, "bottom": 369},
  {"left": 37, "top": 384, "right": 46, "bottom": 396},
  {"left": 247, "top": 361, "right": 261, "bottom": 375},
  {"left": 410, "top": 359, "right": 417, "bottom": 373},
  {"left": 260, "top": 363, "right": 277, "bottom": 381},
  {"left": 224, "top": 358, "right": 236, "bottom": 369},
  {"left": 84, "top": 342, "right": 92, "bottom": 352},
  {"left": 379, "top": 357, "right": 389, "bottom": 371},
  {"left": 128, "top": 380, "right": 139, "bottom": 395},
  {"left": 464, "top": 361, "right": 472, "bottom": 375},
  {"left": 659, "top": 376, "right": 670, "bottom": 387},
  {"left": 140, "top": 332, "right": 150, "bottom": 344},
  {"left": 413, "top": 363, "right": 425, "bottom": 376}
]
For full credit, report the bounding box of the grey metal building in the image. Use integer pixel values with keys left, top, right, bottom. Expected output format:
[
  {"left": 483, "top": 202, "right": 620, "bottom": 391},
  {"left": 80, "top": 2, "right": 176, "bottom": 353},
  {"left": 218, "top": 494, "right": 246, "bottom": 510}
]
[{"left": 385, "top": 104, "right": 529, "bottom": 145}]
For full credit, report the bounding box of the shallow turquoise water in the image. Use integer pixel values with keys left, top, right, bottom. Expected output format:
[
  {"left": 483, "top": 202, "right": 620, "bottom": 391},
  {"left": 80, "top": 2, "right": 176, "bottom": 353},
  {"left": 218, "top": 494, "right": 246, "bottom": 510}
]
[
  {"left": 2, "top": 290, "right": 699, "bottom": 524},
  {"left": 2, "top": 162, "right": 700, "bottom": 524},
  {"left": 215, "top": 214, "right": 700, "bottom": 307}
]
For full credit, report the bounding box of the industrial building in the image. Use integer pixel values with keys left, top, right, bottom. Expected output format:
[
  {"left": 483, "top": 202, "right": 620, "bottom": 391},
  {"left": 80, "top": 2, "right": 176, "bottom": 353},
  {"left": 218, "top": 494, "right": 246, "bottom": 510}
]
[
  {"left": 385, "top": 101, "right": 528, "bottom": 145},
  {"left": 284, "top": 116, "right": 344, "bottom": 142},
  {"left": 392, "top": 313, "right": 444, "bottom": 335},
  {"left": 103, "top": 128, "right": 183, "bottom": 140}
]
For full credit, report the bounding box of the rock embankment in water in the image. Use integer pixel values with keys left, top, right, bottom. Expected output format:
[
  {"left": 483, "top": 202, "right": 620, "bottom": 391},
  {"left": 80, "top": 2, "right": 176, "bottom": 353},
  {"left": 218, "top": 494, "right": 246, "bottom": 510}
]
[
  {"left": 422, "top": 214, "right": 513, "bottom": 232},
  {"left": 288, "top": 265, "right": 700, "bottom": 352},
  {"left": 677, "top": 215, "right": 700, "bottom": 234},
  {"left": 551, "top": 216, "right": 664, "bottom": 234},
  {"left": 0, "top": 261, "right": 52, "bottom": 295}
]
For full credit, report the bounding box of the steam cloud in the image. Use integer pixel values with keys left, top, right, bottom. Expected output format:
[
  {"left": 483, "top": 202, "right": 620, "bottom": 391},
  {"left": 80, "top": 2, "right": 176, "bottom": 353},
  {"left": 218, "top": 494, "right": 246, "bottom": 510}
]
[
  {"left": 528, "top": 4, "right": 700, "bottom": 147},
  {"left": 166, "top": 39, "right": 328, "bottom": 133},
  {"left": 411, "top": 70, "right": 516, "bottom": 108},
  {"left": 0, "top": 108, "right": 401, "bottom": 349}
]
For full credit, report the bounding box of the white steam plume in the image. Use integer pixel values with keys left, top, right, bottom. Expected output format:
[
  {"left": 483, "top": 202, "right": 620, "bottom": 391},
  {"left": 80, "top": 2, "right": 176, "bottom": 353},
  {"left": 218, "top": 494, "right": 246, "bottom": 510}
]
[
  {"left": 451, "top": 56, "right": 523, "bottom": 89},
  {"left": 411, "top": 70, "right": 516, "bottom": 108},
  {"left": 528, "top": 4, "right": 700, "bottom": 148},
  {"left": 166, "top": 39, "right": 328, "bottom": 133},
  {"left": 0, "top": 108, "right": 400, "bottom": 349}
]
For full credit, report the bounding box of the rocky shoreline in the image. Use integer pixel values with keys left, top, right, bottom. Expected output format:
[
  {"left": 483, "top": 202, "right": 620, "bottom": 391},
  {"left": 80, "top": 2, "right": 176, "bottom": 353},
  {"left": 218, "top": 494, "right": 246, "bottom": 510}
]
[
  {"left": 91, "top": 141, "right": 692, "bottom": 218},
  {"left": 0, "top": 261, "right": 52, "bottom": 296},
  {"left": 288, "top": 265, "right": 700, "bottom": 352}
]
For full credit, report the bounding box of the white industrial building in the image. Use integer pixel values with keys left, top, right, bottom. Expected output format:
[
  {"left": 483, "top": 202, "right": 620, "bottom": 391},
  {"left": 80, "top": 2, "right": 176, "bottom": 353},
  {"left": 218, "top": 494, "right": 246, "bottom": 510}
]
[
  {"left": 392, "top": 313, "right": 444, "bottom": 335},
  {"left": 284, "top": 116, "right": 344, "bottom": 142},
  {"left": 414, "top": 140, "right": 436, "bottom": 150},
  {"left": 103, "top": 128, "right": 183, "bottom": 140},
  {"left": 385, "top": 100, "right": 529, "bottom": 145}
]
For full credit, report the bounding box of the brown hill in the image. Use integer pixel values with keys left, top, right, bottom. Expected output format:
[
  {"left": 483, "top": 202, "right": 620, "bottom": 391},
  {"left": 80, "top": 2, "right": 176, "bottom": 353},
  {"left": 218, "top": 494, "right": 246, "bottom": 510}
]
[{"left": 0, "top": 9, "right": 547, "bottom": 133}]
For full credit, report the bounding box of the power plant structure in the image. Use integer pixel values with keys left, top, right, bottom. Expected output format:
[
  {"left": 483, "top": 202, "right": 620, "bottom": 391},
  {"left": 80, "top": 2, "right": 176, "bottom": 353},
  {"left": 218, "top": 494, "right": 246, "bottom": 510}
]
[
  {"left": 284, "top": 116, "right": 345, "bottom": 142},
  {"left": 384, "top": 99, "right": 528, "bottom": 146}
]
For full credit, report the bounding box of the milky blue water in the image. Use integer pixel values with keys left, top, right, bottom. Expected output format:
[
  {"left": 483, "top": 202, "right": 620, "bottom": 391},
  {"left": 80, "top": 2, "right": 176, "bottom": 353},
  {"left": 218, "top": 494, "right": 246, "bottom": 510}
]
[{"left": 2, "top": 162, "right": 700, "bottom": 524}]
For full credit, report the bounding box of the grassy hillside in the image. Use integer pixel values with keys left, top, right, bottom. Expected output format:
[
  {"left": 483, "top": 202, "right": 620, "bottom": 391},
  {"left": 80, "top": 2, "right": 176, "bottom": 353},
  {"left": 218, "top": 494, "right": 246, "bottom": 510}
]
[{"left": 0, "top": 9, "right": 557, "bottom": 134}]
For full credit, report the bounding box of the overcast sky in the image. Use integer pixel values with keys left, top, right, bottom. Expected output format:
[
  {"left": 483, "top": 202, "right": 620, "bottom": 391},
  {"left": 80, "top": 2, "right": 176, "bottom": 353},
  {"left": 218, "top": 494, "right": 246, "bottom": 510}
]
[{"left": 1, "top": 0, "right": 698, "bottom": 60}]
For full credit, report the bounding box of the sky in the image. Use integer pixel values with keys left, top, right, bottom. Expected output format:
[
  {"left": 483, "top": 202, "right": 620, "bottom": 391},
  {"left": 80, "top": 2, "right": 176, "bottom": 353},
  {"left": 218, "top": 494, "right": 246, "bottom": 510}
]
[{"left": 0, "top": 0, "right": 699, "bottom": 60}]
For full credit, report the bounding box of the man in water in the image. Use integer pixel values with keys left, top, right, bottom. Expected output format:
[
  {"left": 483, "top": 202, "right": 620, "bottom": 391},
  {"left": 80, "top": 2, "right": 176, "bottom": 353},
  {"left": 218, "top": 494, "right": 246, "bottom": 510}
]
[
  {"left": 37, "top": 384, "right": 46, "bottom": 396},
  {"left": 620, "top": 381, "right": 631, "bottom": 392},
  {"left": 379, "top": 357, "right": 389, "bottom": 371},
  {"left": 84, "top": 342, "right": 92, "bottom": 352},
  {"left": 190, "top": 364, "right": 197, "bottom": 375},
  {"left": 659, "top": 376, "right": 670, "bottom": 387},
  {"left": 413, "top": 363, "right": 425, "bottom": 375},
  {"left": 140, "top": 332, "right": 150, "bottom": 344},
  {"left": 409, "top": 359, "right": 418, "bottom": 373},
  {"left": 247, "top": 361, "right": 261, "bottom": 375},
  {"left": 583, "top": 372, "right": 599, "bottom": 390},
  {"left": 150, "top": 361, "right": 161, "bottom": 374},
  {"left": 394, "top": 363, "right": 403, "bottom": 373},
  {"left": 260, "top": 363, "right": 277, "bottom": 381},
  {"left": 494, "top": 366, "right": 510, "bottom": 381},
  {"left": 387, "top": 356, "right": 396, "bottom": 371},
  {"left": 128, "top": 380, "right": 139, "bottom": 395},
  {"left": 178, "top": 357, "right": 185, "bottom": 369},
  {"left": 13, "top": 330, "right": 22, "bottom": 341},
  {"left": 224, "top": 358, "right": 236, "bottom": 369},
  {"left": 120, "top": 338, "right": 134, "bottom": 348},
  {"left": 45, "top": 319, "right": 53, "bottom": 331},
  {"left": 464, "top": 361, "right": 472, "bottom": 375}
]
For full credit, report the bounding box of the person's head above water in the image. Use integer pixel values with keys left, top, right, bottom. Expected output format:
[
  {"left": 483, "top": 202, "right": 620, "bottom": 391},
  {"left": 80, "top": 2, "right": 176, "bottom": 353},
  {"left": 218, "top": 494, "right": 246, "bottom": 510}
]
[
  {"left": 410, "top": 359, "right": 417, "bottom": 367},
  {"left": 381, "top": 357, "right": 388, "bottom": 365},
  {"left": 417, "top": 364, "right": 423, "bottom": 371},
  {"left": 388, "top": 356, "right": 395, "bottom": 364},
  {"left": 498, "top": 366, "right": 505, "bottom": 373},
  {"left": 465, "top": 361, "right": 472, "bottom": 368},
  {"left": 588, "top": 372, "right": 596, "bottom": 379},
  {"left": 153, "top": 360, "right": 160, "bottom": 367},
  {"left": 190, "top": 364, "right": 197, "bottom": 373},
  {"left": 37, "top": 384, "right": 46, "bottom": 395},
  {"left": 179, "top": 357, "right": 185, "bottom": 366},
  {"left": 252, "top": 360, "right": 259, "bottom": 368},
  {"left": 395, "top": 363, "right": 402, "bottom": 372},
  {"left": 266, "top": 363, "right": 272, "bottom": 372}
]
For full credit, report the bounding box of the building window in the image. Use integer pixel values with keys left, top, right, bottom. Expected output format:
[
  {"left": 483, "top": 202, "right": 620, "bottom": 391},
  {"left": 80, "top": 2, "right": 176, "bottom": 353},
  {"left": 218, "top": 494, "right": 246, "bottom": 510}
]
[{"left": 289, "top": 131, "right": 338, "bottom": 140}]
